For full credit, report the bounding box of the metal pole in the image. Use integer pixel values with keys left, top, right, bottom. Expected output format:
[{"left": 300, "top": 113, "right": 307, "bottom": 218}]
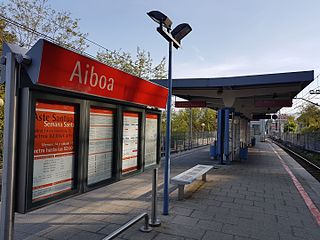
[
  {"left": 102, "top": 212, "right": 152, "bottom": 240},
  {"left": 231, "top": 112, "right": 234, "bottom": 161},
  {"left": 163, "top": 40, "right": 172, "bottom": 215},
  {"left": 189, "top": 108, "right": 192, "bottom": 149},
  {"left": 0, "top": 52, "right": 18, "bottom": 240},
  {"left": 149, "top": 168, "right": 161, "bottom": 226}
]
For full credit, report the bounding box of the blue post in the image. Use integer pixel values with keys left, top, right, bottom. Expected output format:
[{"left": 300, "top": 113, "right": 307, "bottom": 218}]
[
  {"left": 217, "top": 109, "right": 223, "bottom": 164},
  {"left": 163, "top": 41, "right": 172, "bottom": 215},
  {"left": 224, "top": 108, "right": 230, "bottom": 164}
]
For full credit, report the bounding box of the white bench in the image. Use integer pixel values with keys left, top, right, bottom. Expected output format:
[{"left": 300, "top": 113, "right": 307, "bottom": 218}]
[{"left": 171, "top": 164, "right": 214, "bottom": 200}]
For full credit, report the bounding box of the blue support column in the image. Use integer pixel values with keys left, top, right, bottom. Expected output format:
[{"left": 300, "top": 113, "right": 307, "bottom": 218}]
[
  {"left": 216, "top": 109, "right": 223, "bottom": 164},
  {"left": 223, "top": 108, "right": 230, "bottom": 164}
]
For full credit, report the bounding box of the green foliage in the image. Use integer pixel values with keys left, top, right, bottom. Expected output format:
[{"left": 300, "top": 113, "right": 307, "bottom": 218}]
[
  {"left": 161, "top": 108, "right": 217, "bottom": 135},
  {"left": 97, "top": 48, "right": 166, "bottom": 80},
  {"left": 0, "top": 19, "right": 17, "bottom": 54},
  {"left": 283, "top": 115, "right": 297, "bottom": 133},
  {"left": 0, "top": 0, "right": 88, "bottom": 168},
  {"left": 297, "top": 104, "right": 320, "bottom": 133},
  {"left": 0, "top": 0, "right": 89, "bottom": 51}
]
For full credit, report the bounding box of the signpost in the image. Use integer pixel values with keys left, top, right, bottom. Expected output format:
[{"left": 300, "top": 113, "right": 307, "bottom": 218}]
[
  {"left": 0, "top": 40, "right": 167, "bottom": 240},
  {"left": 0, "top": 51, "right": 18, "bottom": 240}
]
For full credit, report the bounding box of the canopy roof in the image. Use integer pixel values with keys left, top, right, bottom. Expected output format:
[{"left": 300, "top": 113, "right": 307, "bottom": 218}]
[{"left": 152, "top": 70, "right": 314, "bottom": 118}]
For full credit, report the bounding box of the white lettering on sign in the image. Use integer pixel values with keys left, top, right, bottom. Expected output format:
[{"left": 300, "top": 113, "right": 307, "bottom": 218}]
[{"left": 69, "top": 61, "right": 114, "bottom": 91}]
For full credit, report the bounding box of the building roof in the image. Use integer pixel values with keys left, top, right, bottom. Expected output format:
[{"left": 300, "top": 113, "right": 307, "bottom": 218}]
[{"left": 152, "top": 70, "right": 314, "bottom": 118}]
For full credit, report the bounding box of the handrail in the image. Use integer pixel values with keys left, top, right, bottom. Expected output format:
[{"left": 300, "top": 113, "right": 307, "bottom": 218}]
[{"left": 102, "top": 212, "right": 152, "bottom": 240}]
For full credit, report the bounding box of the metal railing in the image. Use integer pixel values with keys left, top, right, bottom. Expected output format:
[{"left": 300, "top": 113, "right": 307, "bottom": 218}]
[
  {"left": 274, "top": 132, "right": 320, "bottom": 153},
  {"left": 161, "top": 131, "right": 216, "bottom": 155},
  {"left": 102, "top": 212, "right": 152, "bottom": 240},
  {"left": 102, "top": 168, "right": 160, "bottom": 239}
]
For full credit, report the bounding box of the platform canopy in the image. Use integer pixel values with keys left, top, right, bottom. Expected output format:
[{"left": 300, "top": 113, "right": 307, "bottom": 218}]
[{"left": 152, "top": 70, "right": 314, "bottom": 118}]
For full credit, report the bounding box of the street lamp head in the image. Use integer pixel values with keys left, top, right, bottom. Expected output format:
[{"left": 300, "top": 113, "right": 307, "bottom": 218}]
[
  {"left": 147, "top": 10, "right": 172, "bottom": 29},
  {"left": 171, "top": 23, "right": 192, "bottom": 48}
]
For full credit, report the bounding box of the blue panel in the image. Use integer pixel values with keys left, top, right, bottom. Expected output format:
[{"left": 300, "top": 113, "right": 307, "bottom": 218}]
[
  {"left": 224, "top": 108, "right": 230, "bottom": 164},
  {"left": 210, "top": 144, "right": 216, "bottom": 159},
  {"left": 216, "top": 109, "right": 223, "bottom": 163}
]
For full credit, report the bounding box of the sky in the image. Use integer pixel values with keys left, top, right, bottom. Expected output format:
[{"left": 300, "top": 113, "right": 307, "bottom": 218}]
[
  {"left": 47, "top": 0, "right": 320, "bottom": 77},
  {"left": 18, "top": 0, "right": 320, "bottom": 112}
]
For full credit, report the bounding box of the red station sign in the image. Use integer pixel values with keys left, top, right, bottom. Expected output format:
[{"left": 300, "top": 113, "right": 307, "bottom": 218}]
[
  {"left": 27, "top": 40, "right": 168, "bottom": 109},
  {"left": 175, "top": 101, "right": 207, "bottom": 108}
]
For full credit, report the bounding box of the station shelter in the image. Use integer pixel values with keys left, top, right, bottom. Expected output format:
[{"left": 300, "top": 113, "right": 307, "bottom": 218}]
[
  {"left": 0, "top": 39, "right": 168, "bottom": 214},
  {"left": 152, "top": 70, "right": 314, "bottom": 164}
]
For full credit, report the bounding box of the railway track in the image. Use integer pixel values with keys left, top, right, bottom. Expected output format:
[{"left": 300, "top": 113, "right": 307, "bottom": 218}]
[{"left": 272, "top": 140, "right": 320, "bottom": 182}]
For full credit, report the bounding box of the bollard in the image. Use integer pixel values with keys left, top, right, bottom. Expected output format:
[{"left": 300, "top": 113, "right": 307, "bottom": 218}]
[
  {"left": 140, "top": 214, "right": 153, "bottom": 232},
  {"left": 149, "top": 168, "right": 161, "bottom": 227}
]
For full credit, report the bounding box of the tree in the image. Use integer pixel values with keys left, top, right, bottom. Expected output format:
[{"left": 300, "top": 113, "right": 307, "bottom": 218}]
[
  {"left": 97, "top": 48, "right": 166, "bottom": 80},
  {"left": 169, "top": 108, "right": 217, "bottom": 134},
  {"left": 283, "top": 115, "right": 297, "bottom": 133},
  {"left": 0, "top": 0, "right": 88, "bottom": 168},
  {"left": 297, "top": 104, "right": 320, "bottom": 133},
  {"left": 0, "top": 18, "right": 17, "bottom": 54},
  {"left": 0, "top": 0, "right": 88, "bottom": 51}
]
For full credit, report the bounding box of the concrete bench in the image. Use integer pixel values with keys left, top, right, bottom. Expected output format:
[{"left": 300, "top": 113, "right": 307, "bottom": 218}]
[{"left": 171, "top": 164, "right": 214, "bottom": 200}]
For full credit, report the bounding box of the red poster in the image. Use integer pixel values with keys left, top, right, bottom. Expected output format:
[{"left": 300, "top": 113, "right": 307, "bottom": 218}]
[{"left": 32, "top": 101, "right": 76, "bottom": 202}]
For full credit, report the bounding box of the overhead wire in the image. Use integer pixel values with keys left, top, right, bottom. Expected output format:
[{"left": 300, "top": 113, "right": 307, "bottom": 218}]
[
  {"left": 0, "top": 13, "right": 165, "bottom": 77},
  {"left": 0, "top": 14, "right": 99, "bottom": 60},
  {"left": 281, "top": 72, "right": 320, "bottom": 115}
]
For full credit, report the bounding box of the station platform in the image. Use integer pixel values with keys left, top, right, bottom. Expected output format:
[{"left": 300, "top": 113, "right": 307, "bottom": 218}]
[{"left": 2, "top": 141, "right": 320, "bottom": 240}]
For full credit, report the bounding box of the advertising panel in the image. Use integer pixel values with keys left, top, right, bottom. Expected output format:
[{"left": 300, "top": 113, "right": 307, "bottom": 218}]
[
  {"left": 33, "top": 101, "right": 76, "bottom": 202},
  {"left": 88, "top": 107, "right": 114, "bottom": 185},
  {"left": 145, "top": 114, "right": 158, "bottom": 167},
  {"left": 122, "top": 112, "right": 139, "bottom": 174}
]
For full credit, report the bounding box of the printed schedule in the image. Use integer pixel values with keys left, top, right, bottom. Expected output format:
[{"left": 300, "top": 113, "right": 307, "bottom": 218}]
[
  {"left": 88, "top": 107, "right": 114, "bottom": 185},
  {"left": 122, "top": 112, "right": 139, "bottom": 173},
  {"left": 145, "top": 114, "right": 158, "bottom": 167}
]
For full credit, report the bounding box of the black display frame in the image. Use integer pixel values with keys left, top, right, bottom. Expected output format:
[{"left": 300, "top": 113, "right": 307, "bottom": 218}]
[
  {"left": 15, "top": 85, "right": 162, "bottom": 213},
  {"left": 20, "top": 91, "right": 84, "bottom": 212},
  {"left": 83, "top": 101, "right": 120, "bottom": 191},
  {"left": 143, "top": 109, "right": 162, "bottom": 170},
  {"left": 119, "top": 107, "right": 145, "bottom": 178}
]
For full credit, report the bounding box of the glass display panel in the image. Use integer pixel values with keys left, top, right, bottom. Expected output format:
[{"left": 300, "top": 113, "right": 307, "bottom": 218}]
[
  {"left": 87, "top": 107, "right": 114, "bottom": 185},
  {"left": 32, "top": 101, "right": 76, "bottom": 202},
  {"left": 122, "top": 112, "right": 139, "bottom": 174},
  {"left": 144, "top": 114, "right": 158, "bottom": 167}
]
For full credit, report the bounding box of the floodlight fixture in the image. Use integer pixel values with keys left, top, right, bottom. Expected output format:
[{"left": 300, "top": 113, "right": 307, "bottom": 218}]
[
  {"left": 147, "top": 11, "right": 172, "bottom": 29},
  {"left": 156, "top": 26, "right": 181, "bottom": 49},
  {"left": 171, "top": 23, "right": 192, "bottom": 47}
]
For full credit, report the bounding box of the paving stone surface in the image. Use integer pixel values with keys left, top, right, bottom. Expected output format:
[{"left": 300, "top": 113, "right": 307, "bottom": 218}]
[{"left": 1, "top": 142, "right": 320, "bottom": 239}]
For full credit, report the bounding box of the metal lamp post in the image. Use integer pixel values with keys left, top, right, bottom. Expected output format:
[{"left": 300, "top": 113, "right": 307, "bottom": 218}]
[
  {"left": 201, "top": 123, "right": 205, "bottom": 145},
  {"left": 147, "top": 10, "right": 192, "bottom": 215}
]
